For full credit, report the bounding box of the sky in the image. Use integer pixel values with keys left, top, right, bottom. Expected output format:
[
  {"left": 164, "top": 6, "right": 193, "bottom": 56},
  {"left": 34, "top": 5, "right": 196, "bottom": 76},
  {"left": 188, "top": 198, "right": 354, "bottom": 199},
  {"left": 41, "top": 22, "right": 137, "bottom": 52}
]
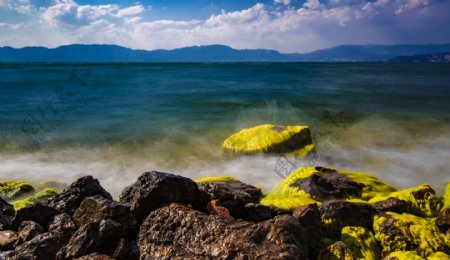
[{"left": 0, "top": 0, "right": 450, "bottom": 53}]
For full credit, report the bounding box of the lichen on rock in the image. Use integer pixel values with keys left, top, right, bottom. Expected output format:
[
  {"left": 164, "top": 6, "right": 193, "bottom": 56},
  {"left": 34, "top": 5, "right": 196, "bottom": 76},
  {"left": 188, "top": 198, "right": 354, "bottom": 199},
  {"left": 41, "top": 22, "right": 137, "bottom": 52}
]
[
  {"left": 221, "top": 124, "right": 314, "bottom": 157},
  {"left": 341, "top": 226, "right": 381, "bottom": 260},
  {"left": 11, "top": 188, "right": 59, "bottom": 211},
  {"left": 0, "top": 181, "right": 35, "bottom": 201},
  {"left": 383, "top": 251, "right": 423, "bottom": 260}
]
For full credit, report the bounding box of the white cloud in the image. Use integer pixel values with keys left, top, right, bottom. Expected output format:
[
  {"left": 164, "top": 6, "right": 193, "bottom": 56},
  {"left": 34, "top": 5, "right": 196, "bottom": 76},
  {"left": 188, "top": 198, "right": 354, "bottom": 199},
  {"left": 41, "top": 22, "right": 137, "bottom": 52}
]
[
  {"left": 274, "top": 0, "right": 291, "bottom": 5},
  {"left": 0, "top": 0, "right": 35, "bottom": 14},
  {"left": 303, "top": 0, "right": 321, "bottom": 9},
  {"left": 114, "top": 4, "right": 144, "bottom": 18}
]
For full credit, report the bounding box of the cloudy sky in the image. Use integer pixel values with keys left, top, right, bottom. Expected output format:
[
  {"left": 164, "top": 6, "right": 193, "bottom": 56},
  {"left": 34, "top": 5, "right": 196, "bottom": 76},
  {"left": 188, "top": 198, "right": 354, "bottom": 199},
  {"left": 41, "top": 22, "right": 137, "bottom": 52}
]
[{"left": 0, "top": 0, "right": 449, "bottom": 53}]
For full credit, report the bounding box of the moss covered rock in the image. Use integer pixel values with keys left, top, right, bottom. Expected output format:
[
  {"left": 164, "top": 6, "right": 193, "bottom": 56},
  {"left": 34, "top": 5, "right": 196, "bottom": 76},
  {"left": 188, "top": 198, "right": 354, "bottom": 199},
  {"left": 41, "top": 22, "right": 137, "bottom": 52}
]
[
  {"left": 383, "top": 251, "right": 423, "bottom": 260},
  {"left": 0, "top": 181, "right": 35, "bottom": 201},
  {"left": 373, "top": 212, "right": 450, "bottom": 257},
  {"left": 11, "top": 188, "right": 59, "bottom": 211},
  {"left": 369, "top": 184, "right": 440, "bottom": 217},
  {"left": 443, "top": 183, "right": 450, "bottom": 210},
  {"left": 341, "top": 226, "right": 381, "bottom": 260},
  {"left": 222, "top": 124, "right": 314, "bottom": 157},
  {"left": 260, "top": 166, "right": 395, "bottom": 211},
  {"left": 318, "top": 241, "right": 356, "bottom": 260}
]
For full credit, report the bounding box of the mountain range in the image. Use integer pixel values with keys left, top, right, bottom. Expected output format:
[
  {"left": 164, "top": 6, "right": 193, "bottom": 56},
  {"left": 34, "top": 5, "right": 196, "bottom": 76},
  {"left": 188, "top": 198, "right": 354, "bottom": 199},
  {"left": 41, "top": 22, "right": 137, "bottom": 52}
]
[{"left": 1, "top": 44, "right": 450, "bottom": 62}]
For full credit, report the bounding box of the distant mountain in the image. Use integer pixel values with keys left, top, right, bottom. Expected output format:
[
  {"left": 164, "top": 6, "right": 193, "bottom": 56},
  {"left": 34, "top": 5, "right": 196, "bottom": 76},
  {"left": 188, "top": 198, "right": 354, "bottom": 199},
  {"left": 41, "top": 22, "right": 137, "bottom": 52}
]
[
  {"left": 389, "top": 53, "right": 450, "bottom": 62},
  {"left": 1, "top": 43, "right": 450, "bottom": 62}
]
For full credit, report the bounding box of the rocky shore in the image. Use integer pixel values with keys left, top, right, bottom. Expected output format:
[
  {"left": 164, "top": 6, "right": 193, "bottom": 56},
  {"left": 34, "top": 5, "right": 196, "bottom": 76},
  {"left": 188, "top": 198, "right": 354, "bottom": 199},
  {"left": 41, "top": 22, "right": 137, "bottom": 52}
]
[{"left": 0, "top": 124, "right": 449, "bottom": 259}]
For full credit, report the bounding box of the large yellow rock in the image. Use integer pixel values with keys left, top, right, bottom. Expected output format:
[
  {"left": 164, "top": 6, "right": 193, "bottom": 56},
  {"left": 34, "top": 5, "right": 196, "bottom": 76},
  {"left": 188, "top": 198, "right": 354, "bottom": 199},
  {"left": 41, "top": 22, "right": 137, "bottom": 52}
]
[{"left": 222, "top": 124, "right": 314, "bottom": 157}]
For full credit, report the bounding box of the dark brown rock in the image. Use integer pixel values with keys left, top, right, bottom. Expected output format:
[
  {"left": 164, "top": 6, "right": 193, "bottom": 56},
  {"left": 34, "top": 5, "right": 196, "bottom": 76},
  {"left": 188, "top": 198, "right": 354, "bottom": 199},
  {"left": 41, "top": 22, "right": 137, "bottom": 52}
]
[
  {"left": 74, "top": 252, "right": 115, "bottom": 260},
  {"left": 0, "top": 230, "right": 18, "bottom": 250},
  {"left": 293, "top": 203, "right": 321, "bottom": 257},
  {"left": 0, "top": 250, "right": 34, "bottom": 259},
  {"left": 319, "top": 200, "right": 377, "bottom": 238},
  {"left": 112, "top": 238, "right": 139, "bottom": 260},
  {"left": 0, "top": 197, "right": 14, "bottom": 230},
  {"left": 120, "top": 171, "right": 201, "bottom": 222},
  {"left": 48, "top": 213, "right": 77, "bottom": 233},
  {"left": 137, "top": 203, "right": 309, "bottom": 259},
  {"left": 241, "top": 204, "right": 285, "bottom": 222},
  {"left": 44, "top": 176, "right": 112, "bottom": 215},
  {"left": 197, "top": 180, "right": 262, "bottom": 219},
  {"left": 318, "top": 241, "right": 355, "bottom": 260},
  {"left": 14, "top": 231, "right": 70, "bottom": 259},
  {"left": 372, "top": 197, "right": 408, "bottom": 213},
  {"left": 57, "top": 219, "right": 122, "bottom": 259},
  {"left": 12, "top": 202, "right": 59, "bottom": 230},
  {"left": 436, "top": 207, "right": 450, "bottom": 233},
  {"left": 18, "top": 221, "right": 44, "bottom": 244}
]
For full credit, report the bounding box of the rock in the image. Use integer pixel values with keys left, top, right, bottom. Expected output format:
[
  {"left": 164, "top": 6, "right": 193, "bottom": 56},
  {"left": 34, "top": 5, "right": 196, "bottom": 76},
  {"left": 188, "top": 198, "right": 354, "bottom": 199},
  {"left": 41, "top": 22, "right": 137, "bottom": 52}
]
[
  {"left": 373, "top": 212, "right": 450, "bottom": 257},
  {"left": 0, "top": 197, "right": 14, "bottom": 230},
  {"left": 74, "top": 252, "right": 115, "bottom": 260},
  {"left": 318, "top": 241, "right": 355, "bottom": 260},
  {"left": 112, "top": 238, "right": 139, "bottom": 260},
  {"left": 73, "top": 196, "right": 136, "bottom": 237},
  {"left": 319, "top": 200, "right": 377, "bottom": 238},
  {"left": 0, "top": 250, "right": 34, "bottom": 259},
  {"left": 48, "top": 213, "right": 77, "bottom": 233},
  {"left": 196, "top": 177, "right": 262, "bottom": 218},
  {"left": 14, "top": 231, "right": 70, "bottom": 259},
  {"left": 44, "top": 176, "right": 112, "bottom": 215},
  {"left": 436, "top": 208, "right": 450, "bottom": 233},
  {"left": 12, "top": 202, "right": 59, "bottom": 230},
  {"left": 221, "top": 124, "right": 314, "bottom": 157},
  {"left": 120, "top": 171, "right": 200, "bottom": 222},
  {"left": 443, "top": 183, "right": 450, "bottom": 210},
  {"left": 260, "top": 166, "right": 395, "bottom": 211},
  {"left": 18, "top": 221, "right": 45, "bottom": 244},
  {"left": 138, "top": 203, "right": 309, "bottom": 259},
  {"left": 57, "top": 219, "right": 122, "bottom": 259},
  {"left": 0, "top": 181, "right": 34, "bottom": 201},
  {"left": 293, "top": 203, "right": 321, "bottom": 257},
  {"left": 427, "top": 252, "right": 450, "bottom": 260},
  {"left": 11, "top": 188, "right": 59, "bottom": 211},
  {"left": 382, "top": 251, "right": 423, "bottom": 260},
  {"left": 369, "top": 184, "right": 440, "bottom": 217},
  {"left": 372, "top": 197, "right": 408, "bottom": 213},
  {"left": 0, "top": 230, "right": 18, "bottom": 250},
  {"left": 241, "top": 204, "right": 285, "bottom": 222},
  {"left": 341, "top": 226, "right": 381, "bottom": 260}
]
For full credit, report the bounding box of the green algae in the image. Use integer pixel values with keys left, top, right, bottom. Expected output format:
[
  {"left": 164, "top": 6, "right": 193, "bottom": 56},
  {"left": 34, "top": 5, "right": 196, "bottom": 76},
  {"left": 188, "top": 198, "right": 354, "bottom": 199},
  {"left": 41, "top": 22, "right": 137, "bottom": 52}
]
[
  {"left": 11, "top": 188, "right": 58, "bottom": 211},
  {"left": 221, "top": 124, "right": 313, "bottom": 157},
  {"left": 373, "top": 212, "right": 449, "bottom": 257},
  {"left": 369, "top": 184, "right": 440, "bottom": 217},
  {"left": 194, "top": 176, "right": 241, "bottom": 183},
  {"left": 341, "top": 226, "right": 381, "bottom": 260},
  {"left": 0, "top": 180, "right": 35, "bottom": 201}
]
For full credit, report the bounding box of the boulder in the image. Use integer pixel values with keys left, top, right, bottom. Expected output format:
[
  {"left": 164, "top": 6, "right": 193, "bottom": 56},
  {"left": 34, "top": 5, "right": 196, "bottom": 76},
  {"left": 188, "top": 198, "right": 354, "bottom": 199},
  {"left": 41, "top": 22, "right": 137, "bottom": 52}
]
[
  {"left": 196, "top": 177, "right": 261, "bottom": 219},
  {"left": 120, "top": 171, "right": 201, "bottom": 222},
  {"left": 112, "top": 238, "right": 139, "bottom": 260},
  {"left": 341, "top": 226, "right": 381, "bottom": 260},
  {"left": 74, "top": 252, "right": 115, "bottom": 260},
  {"left": 373, "top": 212, "right": 450, "bottom": 257},
  {"left": 44, "top": 176, "right": 112, "bottom": 215},
  {"left": 382, "top": 251, "right": 423, "bottom": 260},
  {"left": 0, "top": 230, "right": 18, "bottom": 250},
  {"left": 18, "top": 221, "right": 45, "bottom": 244},
  {"left": 48, "top": 213, "right": 77, "bottom": 233},
  {"left": 12, "top": 202, "right": 59, "bottom": 230},
  {"left": 0, "top": 197, "right": 14, "bottom": 230},
  {"left": 221, "top": 124, "right": 314, "bottom": 157},
  {"left": 260, "top": 166, "right": 395, "bottom": 211},
  {"left": 293, "top": 203, "right": 321, "bottom": 258},
  {"left": 57, "top": 219, "right": 123, "bottom": 259},
  {"left": 241, "top": 204, "right": 285, "bottom": 222},
  {"left": 318, "top": 241, "right": 355, "bottom": 260},
  {"left": 0, "top": 181, "right": 34, "bottom": 201},
  {"left": 319, "top": 200, "right": 377, "bottom": 238},
  {"left": 14, "top": 231, "right": 70, "bottom": 259},
  {"left": 372, "top": 197, "right": 408, "bottom": 213},
  {"left": 137, "top": 203, "right": 309, "bottom": 259}
]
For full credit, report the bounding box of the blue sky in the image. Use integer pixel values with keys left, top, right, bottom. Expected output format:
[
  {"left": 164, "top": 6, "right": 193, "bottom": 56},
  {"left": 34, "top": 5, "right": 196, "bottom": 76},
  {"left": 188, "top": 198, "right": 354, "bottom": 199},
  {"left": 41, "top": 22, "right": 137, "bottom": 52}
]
[{"left": 1, "top": 0, "right": 450, "bottom": 52}]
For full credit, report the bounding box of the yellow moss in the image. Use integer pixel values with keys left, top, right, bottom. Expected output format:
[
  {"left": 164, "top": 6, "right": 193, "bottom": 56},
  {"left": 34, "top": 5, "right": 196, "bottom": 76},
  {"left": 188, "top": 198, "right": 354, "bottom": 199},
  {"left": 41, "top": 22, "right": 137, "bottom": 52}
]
[
  {"left": 194, "top": 176, "right": 241, "bottom": 183},
  {"left": 288, "top": 143, "right": 316, "bottom": 158},
  {"left": 319, "top": 241, "right": 356, "bottom": 260},
  {"left": 221, "top": 124, "right": 313, "bottom": 157},
  {"left": 384, "top": 251, "right": 424, "bottom": 260},
  {"left": 0, "top": 180, "right": 35, "bottom": 200},
  {"left": 373, "top": 212, "right": 449, "bottom": 257},
  {"left": 260, "top": 192, "right": 319, "bottom": 211},
  {"left": 336, "top": 169, "right": 396, "bottom": 200},
  {"left": 427, "top": 252, "right": 450, "bottom": 260},
  {"left": 11, "top": 188, "right": 58, "bottom": 211},
  {"left": 369, "top": 184, "right": 440, "bottom": 217},
  {"left": 341, "top": 226, "right": 381, "bottom": 260},
  {"left": 443, "top": 183, "right": 450, "bottom": 210}
]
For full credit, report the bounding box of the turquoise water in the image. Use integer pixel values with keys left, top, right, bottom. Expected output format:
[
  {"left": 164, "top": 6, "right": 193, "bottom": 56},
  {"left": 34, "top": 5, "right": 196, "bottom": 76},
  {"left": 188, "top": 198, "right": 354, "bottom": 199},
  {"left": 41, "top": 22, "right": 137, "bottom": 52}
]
[{"left": 1, "top": 63, "right": 449, "bottom": 196}]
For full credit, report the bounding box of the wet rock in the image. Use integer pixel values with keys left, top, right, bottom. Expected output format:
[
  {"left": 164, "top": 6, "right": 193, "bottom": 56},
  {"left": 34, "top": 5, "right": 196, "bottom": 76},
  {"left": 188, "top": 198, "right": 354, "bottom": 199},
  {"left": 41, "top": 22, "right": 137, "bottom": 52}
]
[
  {"left": 57, "top": 219, "right": 122, "bottom": 259},
  {"left": 44, "top": 176, "right": 112, "bottom": 215},
  {"left": 14, "top": 231, "right": 70, "bottom": 259},
  {"left": 18, "top": 221, "right": 44, "bottom": 244},
  {"left": 341, "top": 226, "right": 381, "bottom": 260},
  {"left": 120, "top": 171, "right": 200, "bottom": 222},
  {"left": 138, "top": 203, "right": 309, "bottom": 259},
  {"left": 318, "top": 241, "right": 355, "bottom": 260},
  {"left": 319, "top": 200, "right": 377, "bottom": 238},
  {"left": 0, "top": 230, "right": 18, "bottom": 250},
  {"left": 0, "top": 197, "right": 14, "bottom": 230},
  {"left": 436, "top": 208, "right": 450, "bottom": 233},
  {"left": 372, "top": 197, "right": 408, "bottom": 213},
  {"left": 293, "top": 203, "right": 321, "bottom": 257},
  {"left": 0, "top": 250, "right": 34, "bottom": 259},
  {"left": 241, "top": 204, "right": 285, "bottom": 222},
  {"left": 12, "top": 202, "right": 59, "bottom": 230},
  {"left": 74, "top": 252, "right": 115, "bottom": 260},
  {"left": 112, "top": 238, "right": 139, "bottom": 260},
  {"left": 373, "top": 212, "right": 450, "bottom": 257},
  {"left": 48, "top": 213, "right": 77, "bottom": 233}
]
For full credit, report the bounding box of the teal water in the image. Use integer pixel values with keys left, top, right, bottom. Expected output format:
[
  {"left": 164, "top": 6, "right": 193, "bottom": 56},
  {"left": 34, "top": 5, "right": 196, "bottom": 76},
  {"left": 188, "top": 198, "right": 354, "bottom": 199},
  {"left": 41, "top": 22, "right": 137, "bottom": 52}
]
[{"left": 1, "top": 63, "right": 449, "bottom": 196}]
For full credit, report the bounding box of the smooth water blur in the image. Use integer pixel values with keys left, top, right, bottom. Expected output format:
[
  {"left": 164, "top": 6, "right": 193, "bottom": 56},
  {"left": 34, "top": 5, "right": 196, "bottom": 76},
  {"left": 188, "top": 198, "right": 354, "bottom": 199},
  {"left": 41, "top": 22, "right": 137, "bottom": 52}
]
[{"left": 0, "top": 63, "right": 449, "bottom": 196}]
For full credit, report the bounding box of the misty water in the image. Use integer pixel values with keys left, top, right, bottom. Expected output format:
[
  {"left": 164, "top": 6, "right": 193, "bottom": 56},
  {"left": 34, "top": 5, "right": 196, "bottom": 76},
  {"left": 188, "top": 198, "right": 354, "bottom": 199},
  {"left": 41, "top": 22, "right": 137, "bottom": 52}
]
[{"left": 0, "top": 62, "right": 449, "bottom": 197}]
